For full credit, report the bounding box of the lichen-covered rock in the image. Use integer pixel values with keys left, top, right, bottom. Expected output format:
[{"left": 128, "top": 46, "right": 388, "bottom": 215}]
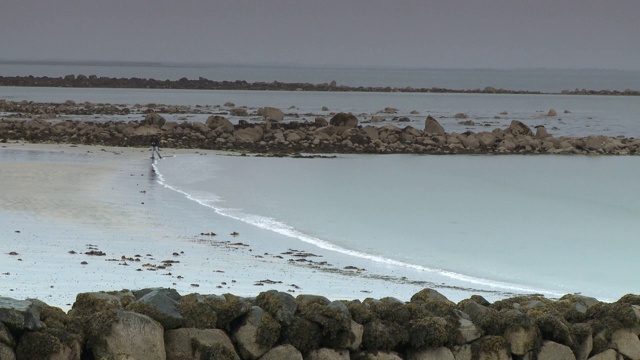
[
  {"left": 86, "top": 310, "right": 165, "bottom": 360},
  {"left": 0, "top": 297, "right": 42, "bottom": 333},
  {"left": 259, "top": 344, "right": 303, "bottom": 360},
  {"left": 255, "top": 290, "right": 297, "bottom": 326},
  {"left": 70, "top": 292, "right": 122, "bottom": 318},
  {"left": 165, "top": 328, "right": 239, "bottom": 360}
]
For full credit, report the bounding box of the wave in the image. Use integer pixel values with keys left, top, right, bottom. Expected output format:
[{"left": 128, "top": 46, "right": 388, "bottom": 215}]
[{"left": 152, "top": 159, "right": 563, "bottom": 298}]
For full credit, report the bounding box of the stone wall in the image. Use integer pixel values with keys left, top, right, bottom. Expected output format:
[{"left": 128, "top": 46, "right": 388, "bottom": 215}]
[
  {"left": 1, "top": 110, "right": 638, "bottom": 156},
  {"left": 2, "top": 288, "right": 640, "bottom": 359}
]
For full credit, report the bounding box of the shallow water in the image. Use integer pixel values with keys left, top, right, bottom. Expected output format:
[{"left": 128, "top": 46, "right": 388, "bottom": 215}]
[{"left": 154, "top": 153, "right": 640, "bottom": 301}]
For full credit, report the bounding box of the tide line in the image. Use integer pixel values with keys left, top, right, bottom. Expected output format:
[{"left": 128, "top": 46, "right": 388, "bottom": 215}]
[{"left": 152, "top": 160, "right": 563, "bottom": 298}]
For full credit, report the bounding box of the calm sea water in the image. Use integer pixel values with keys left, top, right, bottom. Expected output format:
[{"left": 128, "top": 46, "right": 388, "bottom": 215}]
[{"left": 154, "top": 154, "right": 640, "bottom": 301}]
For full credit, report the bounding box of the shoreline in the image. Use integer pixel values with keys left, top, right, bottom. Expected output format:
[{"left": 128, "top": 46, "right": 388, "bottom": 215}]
[{"left": 2, "top": 74, "right": 640, "bottom": 96}]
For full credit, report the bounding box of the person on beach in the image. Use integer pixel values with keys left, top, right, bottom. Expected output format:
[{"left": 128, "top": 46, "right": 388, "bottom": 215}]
[{"left": 150, "top": 136, "right": 162, "bottom": 160}]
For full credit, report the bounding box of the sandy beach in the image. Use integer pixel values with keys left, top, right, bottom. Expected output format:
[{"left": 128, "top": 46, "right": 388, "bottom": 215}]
[{"left": 2, "top": 142, "right": 471, "bottom": 311}]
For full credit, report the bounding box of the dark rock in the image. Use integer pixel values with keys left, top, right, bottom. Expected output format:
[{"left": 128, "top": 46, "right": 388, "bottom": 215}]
[
  {"left": 255, "top": 290, "right": 298, "bottom": 326},
  {"left": 0, "top": 297, "right": 42, "bottom": 333},
  {"left": 232, "top": 306, "right": 280, "bottom": 359},
  {"left": 424, "top": 116, "right": 445, "bottom": 135},
  {"left": 329, "top": 113, "right": 358, "bottom": 128},
  {"left": 127, "top": 289, "right": 184, "bottom": 329}
]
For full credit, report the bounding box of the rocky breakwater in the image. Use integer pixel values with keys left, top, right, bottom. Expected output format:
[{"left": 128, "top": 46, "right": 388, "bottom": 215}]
[
  {"left": 1, "top": 108, "right": 639, "bottom": 155},
  {"left": 2, "top": 289, "right": 640, "bottom": 360}
]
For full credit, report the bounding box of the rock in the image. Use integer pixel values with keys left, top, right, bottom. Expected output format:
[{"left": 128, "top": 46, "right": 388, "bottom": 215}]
[
  {"left": 504, "top": 325, "right": 538, "bottom": 355},
  {"left": 230, "top": 107, "right": 249, "bottom": 116},
  {"left": 255, "top": 290, "right": 298, "bottom": 326},
  {"left": 352, "top": 351, "right": 403, "bottom": 360},
  {"left": 127, "top": 289, "right": 184, "bottom": 330},
  {"left": 409, "top": 316, "right": 450, "bottom": 349},
  {"left": 424, "top": 116, "right": 445, "bottom": 135},
  {"left": 329, "top": 113, "right": 359, "bottom": 127},
  {"left": 0, "top": 297, "right": 42, "bottom": 333},
  {"left": 0, "top": 322, "right": 16, "bottom": 348},
  {"left": 258, "top": 344, "right": 302, "bottom": 360},
  {"left": 584, "top": 135, "right": 612, "bottom": 151},
  {"left": 143, "top": 112, "right": 166, "bottom": 127},
  {"left": 461, "top": 134, "right": 481, "bottom": 150},
  {"left": 454, "top": 113, "right": 469, "bottom": 119},
  {"left": 165, "top": 328, "right": 239, "bottom": 360},
  {"left": 315, "top": 117, "right": 328, "bottom": 127},
  {"left": 205, "top": 115, "right": 234, "bottom": 133},
  {"left": 15, "top": 330, "right": 82, "bottom": 360},
  {"left": 232, "top": 306, "right": 280, "bottom": 360},
  {"left": 176, "top": 294, "right": 220, "bottom": 329},
  {"left": 611, "top": 329, "right": 640, "bottom": 360},
  {"left": 0, "top": 343, "right": 15, "bottom": 360},
  {"left": 537, "top": 340, "right": 576, "bottom": 360},
  {"left": 458, "top": 318, "right": 482, "bottom": 343},
  {"left": 451, "top": 344, "right": 472, "bottom": 360},
  {"left": 547, "top": 109, "right": 558, "bottom": 117},
  {"left": 407, "top": 346, "right": 455, "bottom": 360},
  {"left": 536, "top": 126, "right": 552, "bottom": 139},
  {"left": 258, "top": 107, "right": 284, "bottom": 121},
  {"left": 587, "top": 349, "right": 621, "bottom": 360},
  {"left": 507, "top": 120, "right": 533, "bottom": 136},
  {"left": 87, "top": 310, "right": 165, "bottom": 360},
  {"left": 234, "top": 126, "right": 264, "bottom": 143},
  {"left": 472, "top": 336, "right": 510, "bottom": 360},
  {"left": 306, "top": 348, "right": 350, "bottom": 360}
]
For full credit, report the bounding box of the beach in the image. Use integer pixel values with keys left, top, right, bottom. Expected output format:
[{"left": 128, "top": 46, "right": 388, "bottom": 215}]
[{"left": 1, "top": 142, "right": 469, "bottom": 311}]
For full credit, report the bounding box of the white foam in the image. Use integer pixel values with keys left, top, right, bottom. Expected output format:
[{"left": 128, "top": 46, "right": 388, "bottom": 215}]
[{"left": 152, "top": 160, "right": 562, "bottom": 298}]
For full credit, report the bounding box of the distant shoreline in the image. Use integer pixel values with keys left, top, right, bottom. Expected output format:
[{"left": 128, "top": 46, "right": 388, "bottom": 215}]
[{"left": 1, "top": 74, "right": 639, "bottom": 96}]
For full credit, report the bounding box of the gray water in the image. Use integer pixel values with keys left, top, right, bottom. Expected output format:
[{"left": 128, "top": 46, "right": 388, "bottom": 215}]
[{"left": 155, "top": 154, "right": 640, "bottom": 301}]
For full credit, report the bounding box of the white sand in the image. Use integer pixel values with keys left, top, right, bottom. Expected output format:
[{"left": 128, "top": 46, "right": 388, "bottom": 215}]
[{"left": 1, "top": 142, "right": 448, "bottom": 310}]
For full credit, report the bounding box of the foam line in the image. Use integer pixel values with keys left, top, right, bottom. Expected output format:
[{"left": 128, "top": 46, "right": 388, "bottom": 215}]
[{"left": 152, "top": 160, "right": 563, "bottom": 297}]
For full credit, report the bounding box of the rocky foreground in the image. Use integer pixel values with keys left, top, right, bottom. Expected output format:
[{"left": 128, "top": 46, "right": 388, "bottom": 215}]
[
  {"left": 1, "top": 100, "right": 638, "bottom": 155},
  {"left": 2, "top": 288, "right": 640, "bottom": 360}
]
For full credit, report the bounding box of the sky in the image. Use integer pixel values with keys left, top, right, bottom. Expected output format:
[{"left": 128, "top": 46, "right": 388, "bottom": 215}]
[{"left": 2, "top": 0, "right": 640, "bottom": 70}]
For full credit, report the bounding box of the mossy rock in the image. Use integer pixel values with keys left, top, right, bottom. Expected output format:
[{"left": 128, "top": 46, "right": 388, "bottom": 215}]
[
  {"left": 299, "top": 302, "right": 351, "bottom": 342},
  {"left": 366, "top": 297, "right": 411, "bottom": 325},
  {"left": 255, "top": 312, "right": 281, "bottom": 347},
  {"left": 528, "top": 311, "right": 573, "bottom": 346},
  {"left": 410, "top": 288, "right": 454, "bottom": 304},
  {"left": 70, "top": 292, "right": 122, "bottom": 317},
  {"left": 279, "top": 316, "right": 323, "bottom": 354},
  {"left": 407, "top": 299, "right": 458, "bottom": 320},
  {"left": 15, "top": 331, "right": 62, "bottom": 359},
  {"left": 617, "top": 294, "right": 640, "bottom": 305},
  {"left": 408, "top": 317, "right": 450, "bottom": 349},
  {"left": 211, "top": 294, "right": 252, "bottom": 330},
  {"left": 31, "top": 300, "right": 69, "bottom": 330},
  {"left": 475, "top": 307, "right": 505, "bottom": 336},
  {"left": 345, "top": 300, "right": 374, "bottom": 325},
  {"left": 255, "top": 290, "right": 298, "bottom": 326},
  {"left": 490, "top": 295, "right": 552, "bottom": 312},
  {"left": 177, "top": 294, "right": 218, "bottom": 329},
  {"left": 471, "top": 335, "right": 508, "bottom": 359},
  {"left": 571, "top": 322, "right": 592, "bottom": 345},
  {"left": 469, "top": 295, "right": 491, "bottom": 306},
  {"left": 501, "top": 309, "right": 534, "bottom": 331},
  {"left": 361, "top": 319, "right": 408, "bottom": 351},
  {"left": 586, "top": 302, "right": 639, "bottom": 336}
]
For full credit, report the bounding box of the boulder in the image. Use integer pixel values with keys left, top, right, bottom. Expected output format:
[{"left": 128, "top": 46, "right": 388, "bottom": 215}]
[
  {"left": 258, "top": 344, "right": 302, "bottom": 360},
  {"left": 280, "top": 316, "right": 323, "bottom": 354},
  {"left": 504, "top": 326, "right": 538, "bottom": 355},
  {"left": 329, "top": 113, "right": 358, "bottom": 128},
  {"left": 0, "top": 322, "right": 16, "bottom": 347},
  {"left": 454, "top": 113, "right": 469, "bottom": 119},
  {"left": 353, "top": 351, "right": 403, "bottom": 360},
  {"left": 15, "top": 330, "right": 81, "bottom": 360},
  {"left": 315, "top": 117, "right": 328, "bottom": 127},
  {"left": 298, "top": 300, "right": 352, "bottom": 348},
  {"left": 587, "top": 349, "right": 621, "bottom": 360},
  {"left": 536, "top": 126, "right": 552, "bottom": 139},
  {"left": 611, "top": 329, "right": 640, "bottom": 360},
  {"left": 165, "top": 328, "right": 239, "bottom": 360},
  {"left": 461, "top": 134, "right": 481, "bottom": 150},
  {"left": 176, "top": 294, "right": 220, "bottom": 329},
  {"left": 306, "top": 348, "right": 350, "bottom": 360},
  {"left": 0, "top": 297, "right": 42, "bottom": 333},
  {"left": 407, "top": 346, "right": 455, "bottom": 360},
  {"left": 424, "top": 116, "right": 445, "bottom": 135},
  {"left": 458, "top": 318, "right": 482, "bottom": 343},
  {"left": 507, "top": 120, "right": 533, "bottom": 136},
  {"left": 537, "top": 340, "right": 576, "bottom": 360},
  {"left": 127, "top": 289, "right": 184, "bottom": 330},
  {"left": 547, "top": 109, "right": 558, "bottom": 117},
  {"left": 0, "top": 343, "right": 15, "bottom": 360},
  {"left": 471, "top": 336, "right": 510, "bottom": 360},
  {"left": 87, "top": 310, "right": 165, "bottom": 360},
  {"left": 143, "top": 112, "right": 166, "bottom": 127},
  {"left": 205, "top": 115, "right": 234, "bottom": 133},
  {"left": 258, "top": 107, "right": 284, "bottom": 121},
  {"left": 232, "top": 306, "right": 280, "bottom": 360},
  {"left": 234, "top": 126, "right": 264, "bottom": 143},
  {"left": 255, "top": 290, "right": 298, "bottom": 326}
]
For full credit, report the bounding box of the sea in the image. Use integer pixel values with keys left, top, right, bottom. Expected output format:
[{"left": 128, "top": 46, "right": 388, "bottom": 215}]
[{"left": 2, "top": 62, "right": 640, "bottom": 302}]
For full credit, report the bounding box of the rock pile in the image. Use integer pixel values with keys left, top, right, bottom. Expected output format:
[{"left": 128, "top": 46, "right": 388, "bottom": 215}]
[
  {"left": 2, "top": 289, "right": 640, "bottom": 359},
  {"left": 1, "top": 112, "right": 638, "bottom": 155}
]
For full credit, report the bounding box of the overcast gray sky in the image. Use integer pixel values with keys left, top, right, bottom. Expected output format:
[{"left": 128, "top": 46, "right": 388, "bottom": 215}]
[{"left": 2, "top": 0, "right": 639, "bottom": 70}]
